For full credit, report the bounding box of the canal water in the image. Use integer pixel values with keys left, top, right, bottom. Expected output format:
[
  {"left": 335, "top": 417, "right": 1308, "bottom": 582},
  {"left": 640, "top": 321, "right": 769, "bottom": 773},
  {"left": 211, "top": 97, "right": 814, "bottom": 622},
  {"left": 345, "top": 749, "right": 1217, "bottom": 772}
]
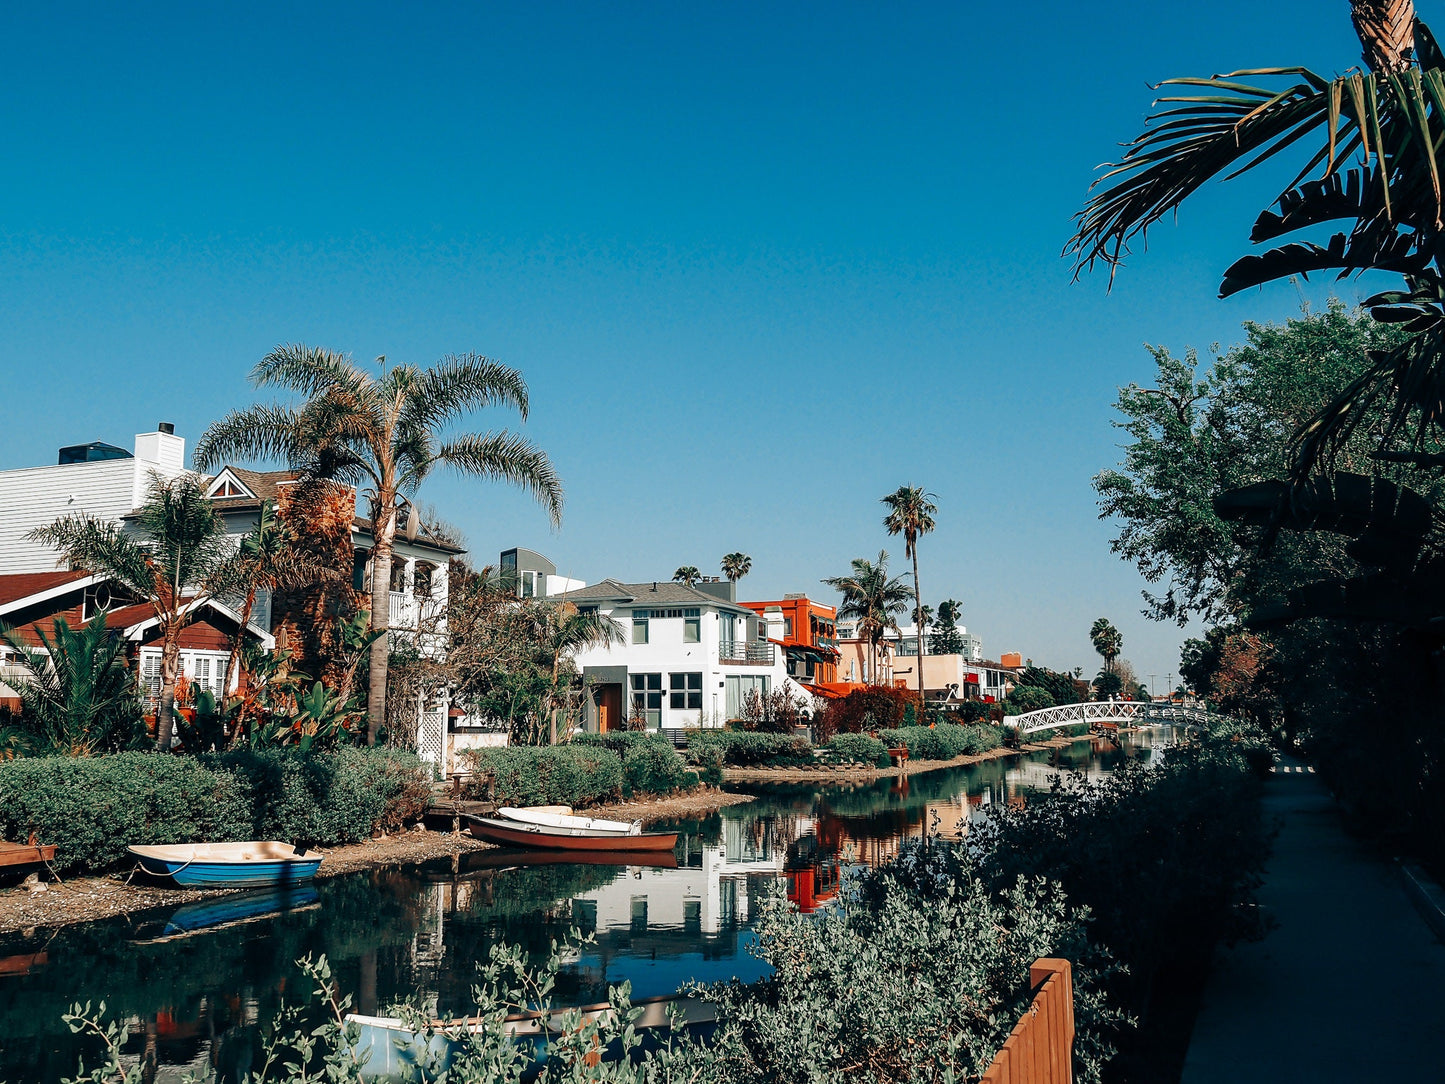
[{"left": 0, "top": 730, "right": 1171, "bottom": 1082}]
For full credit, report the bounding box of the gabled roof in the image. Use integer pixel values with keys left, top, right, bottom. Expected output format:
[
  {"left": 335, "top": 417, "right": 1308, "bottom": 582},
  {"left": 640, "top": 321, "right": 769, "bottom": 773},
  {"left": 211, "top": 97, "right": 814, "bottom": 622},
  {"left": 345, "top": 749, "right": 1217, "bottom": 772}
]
[
  {"left": 556, "top": 579, "right": 754, "bottom": 614},
  {"left": 0, "top": 571, "right": 93, "bottom": 610},
  {"left": 205, "top": 467, "right": 303, "bottom": 509}
]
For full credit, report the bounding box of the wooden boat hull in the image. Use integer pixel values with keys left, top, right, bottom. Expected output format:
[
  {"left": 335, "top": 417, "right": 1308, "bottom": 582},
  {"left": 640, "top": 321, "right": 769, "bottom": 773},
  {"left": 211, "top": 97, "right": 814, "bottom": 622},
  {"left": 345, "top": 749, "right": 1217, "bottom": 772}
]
[
  {"left": 467, "top": 817, "right": 677, "bottom": 852},
  {"left": 0, "top": 841, "right": 56, "bottom": 870},
  {"left": 127, "top": 842, "right": 323, "bottom": 888}
]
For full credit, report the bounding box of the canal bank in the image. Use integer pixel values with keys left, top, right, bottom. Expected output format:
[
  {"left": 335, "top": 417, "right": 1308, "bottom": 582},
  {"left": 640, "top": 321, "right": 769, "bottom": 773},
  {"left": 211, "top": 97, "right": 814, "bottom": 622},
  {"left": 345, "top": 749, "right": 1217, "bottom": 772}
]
[{"left": 1180, "top": 761, "right": 1445, "bottom": 1082}]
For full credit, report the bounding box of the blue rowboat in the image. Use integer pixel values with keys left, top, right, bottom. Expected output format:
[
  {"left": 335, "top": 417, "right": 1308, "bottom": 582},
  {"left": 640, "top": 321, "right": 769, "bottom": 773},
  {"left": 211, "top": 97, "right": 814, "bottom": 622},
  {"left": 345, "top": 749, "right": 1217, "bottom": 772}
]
[{"left": 127, "top": 841, "right": 323, "bottom": 888}]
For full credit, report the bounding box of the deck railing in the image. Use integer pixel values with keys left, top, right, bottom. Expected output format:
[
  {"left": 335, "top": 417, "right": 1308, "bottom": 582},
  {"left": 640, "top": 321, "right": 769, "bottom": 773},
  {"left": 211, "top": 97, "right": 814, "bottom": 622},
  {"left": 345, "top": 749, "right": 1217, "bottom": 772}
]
[
  {"left": 980, "top": 958, "right": 1075, "bottom": 1084},
  {"left": 719, "top": 640, "right": 775, "bottom": 665}
]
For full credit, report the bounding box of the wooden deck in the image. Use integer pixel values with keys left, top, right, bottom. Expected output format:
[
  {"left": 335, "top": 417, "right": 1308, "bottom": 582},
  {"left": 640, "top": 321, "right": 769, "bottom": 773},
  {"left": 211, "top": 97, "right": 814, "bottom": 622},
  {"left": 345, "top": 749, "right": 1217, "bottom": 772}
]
[{"left": 0, "top": 840, "right": 56, "bottom": 869}]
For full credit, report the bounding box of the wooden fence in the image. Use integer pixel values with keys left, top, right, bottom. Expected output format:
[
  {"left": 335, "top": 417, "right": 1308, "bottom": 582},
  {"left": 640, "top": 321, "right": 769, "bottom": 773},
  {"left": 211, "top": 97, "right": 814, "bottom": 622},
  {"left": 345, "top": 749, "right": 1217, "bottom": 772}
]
[{"left": 980, "top": 958, "right": 1075, "bottom": 1084}]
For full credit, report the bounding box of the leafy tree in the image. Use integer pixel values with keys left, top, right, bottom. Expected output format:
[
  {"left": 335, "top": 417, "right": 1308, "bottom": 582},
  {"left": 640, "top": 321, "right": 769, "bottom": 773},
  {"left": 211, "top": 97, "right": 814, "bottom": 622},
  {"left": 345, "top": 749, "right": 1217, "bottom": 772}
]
[
  {"left": 1092, "top": 670, "right": 1124, "bottom": 701},
  {"left": 539, "top": 602, "right": 626, "bottom": 744},
  {"left": 720, "top": 552, "right": 752, "bottom": 584},
  {"left": 28, "top": 474, "right": 241, "bottom": 751},
  {"left": 929, "top": 599, "right": 966, "bottom": 655},
  {"left": 0, "top": 613, "right": 144, "bottom": 755},
  {"left": 822, "top": 552, "right": 913, "bottom": 684},
  {"left": 672, "top": 566, "right": 701, "bottom": 587},
  {"left": 1004, "top": 685, "right": 1055, "bottom": 714},
  {"left": 1088, "top": 618, "right": 1122, "bottom": 677},
  {"left": 1068, "top": 2, "right": 1445, "bottom": 477},
  {"left": 882, "top": 485, "right": 938, "bottom": 701},
  {"left": 1095, "top": 303, "right": 1409, "bottom": 625},
  {"left": 194, "top": 346, "right": 563, "bottom": 745},
  {"left": 1015, "top": 665, "right": 1087, "bottom": 706}
]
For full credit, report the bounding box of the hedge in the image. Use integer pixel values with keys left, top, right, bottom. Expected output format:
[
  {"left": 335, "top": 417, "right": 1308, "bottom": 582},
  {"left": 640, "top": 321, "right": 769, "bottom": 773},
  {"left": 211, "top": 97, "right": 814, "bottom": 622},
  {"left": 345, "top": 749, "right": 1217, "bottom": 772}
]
[
  {"left": 686, "top": 729, "right": 815, "bottom": 767},
  {"left": 820, "top": 734, "right": 891, "bottom": 768},
  {"left": 0, "top": 748, "right": 432, "bottom": 874},
  {"left": 878, "top": 723, "right": 1002, "bottom": 760},
  {"left": 572, "top": 732, "right": 696, "bottom": 796},
  {"left": 462, "top": 745, "right": 625, "bottom": 807}
]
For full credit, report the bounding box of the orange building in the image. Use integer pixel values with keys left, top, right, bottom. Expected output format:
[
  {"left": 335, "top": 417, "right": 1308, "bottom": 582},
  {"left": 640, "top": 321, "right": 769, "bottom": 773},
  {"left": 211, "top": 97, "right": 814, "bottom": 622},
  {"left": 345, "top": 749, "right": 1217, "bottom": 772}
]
[{"left": 740, "top": 594, "right": 840, "bottom": 691}]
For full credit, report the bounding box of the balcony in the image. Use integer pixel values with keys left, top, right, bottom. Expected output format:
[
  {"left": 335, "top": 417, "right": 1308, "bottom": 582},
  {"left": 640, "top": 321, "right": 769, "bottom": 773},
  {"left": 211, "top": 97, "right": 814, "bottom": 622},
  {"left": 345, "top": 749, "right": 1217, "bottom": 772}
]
[{"left": 719, "top": 640, "right": 775, "bottom": 666}]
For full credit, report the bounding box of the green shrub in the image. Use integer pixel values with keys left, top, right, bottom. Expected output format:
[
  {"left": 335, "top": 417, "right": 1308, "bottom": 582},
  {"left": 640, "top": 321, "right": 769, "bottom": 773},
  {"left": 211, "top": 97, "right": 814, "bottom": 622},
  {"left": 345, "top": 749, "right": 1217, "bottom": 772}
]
[
  {"left": 879, "top": 723, "right": 1002, "bottom": 760},
  {"left": 822, "top": 733, "right": 890, "bottom": 768},
  {"left": 572, "top": 731, "right": 694, "bottom": 797},
  {"left": 687, "top": 729, "right": 814, "bottom": 767},
  {"left": 691, "top": 742, "right": 725, "bottom": 784},
  {"left": 462, "top": 745, "right": 624, "bottom": 807},
  {"left": 0, "top": 748, "right": 430, "bottom": 874}
]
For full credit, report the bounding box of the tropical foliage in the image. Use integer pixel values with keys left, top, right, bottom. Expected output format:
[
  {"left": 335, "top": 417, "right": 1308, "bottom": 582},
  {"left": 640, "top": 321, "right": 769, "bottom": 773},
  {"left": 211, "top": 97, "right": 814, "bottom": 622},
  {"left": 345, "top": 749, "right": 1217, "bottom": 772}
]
[
  {"left": 0, "top": 613, "right": 144, "bottom": 756},
  {"left": 882, "top": 485, "right": 937, "bottom": 700},
  {"left": 821, "top": 551, "right": 913, "bottom": 684},
  {"left": 672, "top": 565, "right": 701, "bottom": 587},
  {"left": 1068, "top": 1, "right": 1445, "bottom": 476},
  {"left": 720, "top": 552, "right": 752, "bottom": 583},
  {"left": 193, "top": 345, "right": 563, "bottom": 744}
]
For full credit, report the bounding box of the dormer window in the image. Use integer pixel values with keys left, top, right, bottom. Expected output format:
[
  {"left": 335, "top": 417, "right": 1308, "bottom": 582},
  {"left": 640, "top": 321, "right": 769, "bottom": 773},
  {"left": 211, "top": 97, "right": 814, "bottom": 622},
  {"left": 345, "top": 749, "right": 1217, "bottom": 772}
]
[{"left": 213, "top": 479, "right": 245, "bottom": 497}]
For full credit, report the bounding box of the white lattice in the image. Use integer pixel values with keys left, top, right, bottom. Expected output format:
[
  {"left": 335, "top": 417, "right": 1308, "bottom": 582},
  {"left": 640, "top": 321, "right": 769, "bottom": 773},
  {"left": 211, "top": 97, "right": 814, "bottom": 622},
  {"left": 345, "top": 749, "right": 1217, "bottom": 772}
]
[
  {"left": 417, "top": 711, "right": 446, "bottom": 771},
  {"left": 1008, "top": 701, "right": 1214, "bottom": 736}
]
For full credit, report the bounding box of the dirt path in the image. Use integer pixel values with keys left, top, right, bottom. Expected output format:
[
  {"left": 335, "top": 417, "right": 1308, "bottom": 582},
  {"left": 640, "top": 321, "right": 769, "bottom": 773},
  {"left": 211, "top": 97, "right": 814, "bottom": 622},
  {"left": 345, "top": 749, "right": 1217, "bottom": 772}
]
[{"left": 0, "top": 828, "right": 493, "bottom": 938}]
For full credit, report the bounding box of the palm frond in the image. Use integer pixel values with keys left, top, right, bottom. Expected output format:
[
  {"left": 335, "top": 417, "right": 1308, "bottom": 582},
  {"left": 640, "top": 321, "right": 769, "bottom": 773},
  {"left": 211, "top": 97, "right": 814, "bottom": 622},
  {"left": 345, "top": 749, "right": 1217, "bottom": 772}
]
[
  {"left": 252, "top": 344, "right": 369, "bottom": 400},
  {"left": 25, "top": 517, "right": 155, "bottom": 598},
  {"left": 402, "top": 354, "right": 531, "bottom": 432},
  {"left": 435, "top": 432, "right": 564, "bottom": 527},
  {"left": 192, "top": 404, "right": 306, "bottom": 472}
]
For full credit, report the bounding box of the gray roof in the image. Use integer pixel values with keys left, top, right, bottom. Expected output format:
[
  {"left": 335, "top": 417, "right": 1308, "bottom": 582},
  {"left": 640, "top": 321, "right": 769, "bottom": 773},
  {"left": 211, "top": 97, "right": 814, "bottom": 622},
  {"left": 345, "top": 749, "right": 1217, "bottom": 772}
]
[{"left": 556, "top": 579, "right": 754, "bottom": 614}]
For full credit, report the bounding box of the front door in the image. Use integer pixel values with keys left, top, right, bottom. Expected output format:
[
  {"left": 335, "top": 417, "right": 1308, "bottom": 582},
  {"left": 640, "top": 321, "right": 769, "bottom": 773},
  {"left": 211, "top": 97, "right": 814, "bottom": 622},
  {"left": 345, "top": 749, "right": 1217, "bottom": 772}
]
[{"left": 597, "top": 685, "right": 622, "bottom": 733}]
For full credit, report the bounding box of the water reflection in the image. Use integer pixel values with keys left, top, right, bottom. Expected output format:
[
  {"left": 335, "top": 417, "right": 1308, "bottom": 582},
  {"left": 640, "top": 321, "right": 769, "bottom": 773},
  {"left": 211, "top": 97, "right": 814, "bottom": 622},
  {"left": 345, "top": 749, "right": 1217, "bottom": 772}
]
[{"left": 0, "top": 728, "right": 1169, "bottom": 1081}]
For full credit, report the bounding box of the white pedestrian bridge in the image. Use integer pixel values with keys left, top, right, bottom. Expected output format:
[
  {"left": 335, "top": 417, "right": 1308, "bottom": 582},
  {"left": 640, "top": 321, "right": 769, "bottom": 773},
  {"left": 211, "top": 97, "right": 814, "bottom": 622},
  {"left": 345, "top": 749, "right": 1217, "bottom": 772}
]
[{"left": 1006, "top": 700, "right": 1215, "bottom": 738}]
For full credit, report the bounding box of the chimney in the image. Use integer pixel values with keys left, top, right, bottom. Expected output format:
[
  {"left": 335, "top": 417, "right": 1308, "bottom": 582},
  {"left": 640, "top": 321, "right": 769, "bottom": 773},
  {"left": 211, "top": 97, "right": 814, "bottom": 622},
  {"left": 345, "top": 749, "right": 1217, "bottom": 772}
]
[{"left": 134, "top": 424, "right": 186, "bottom": 473}]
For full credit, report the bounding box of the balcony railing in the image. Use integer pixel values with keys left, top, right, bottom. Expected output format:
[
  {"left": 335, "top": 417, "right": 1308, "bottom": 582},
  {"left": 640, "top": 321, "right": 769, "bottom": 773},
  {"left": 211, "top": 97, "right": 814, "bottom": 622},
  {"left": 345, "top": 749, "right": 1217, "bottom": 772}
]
[
  {"left": 719, "top": 640, "right": 775, "bottom": 665},
  {"left": 389, "top": 590, "right": 418, "bottom": 629}
]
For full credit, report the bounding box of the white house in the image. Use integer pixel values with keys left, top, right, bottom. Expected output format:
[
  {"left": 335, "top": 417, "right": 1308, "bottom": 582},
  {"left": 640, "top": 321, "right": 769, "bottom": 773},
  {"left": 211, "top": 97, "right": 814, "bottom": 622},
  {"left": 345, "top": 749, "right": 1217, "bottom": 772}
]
[{"left": 558, "top": 579, "right": 788, "bottom": 731}]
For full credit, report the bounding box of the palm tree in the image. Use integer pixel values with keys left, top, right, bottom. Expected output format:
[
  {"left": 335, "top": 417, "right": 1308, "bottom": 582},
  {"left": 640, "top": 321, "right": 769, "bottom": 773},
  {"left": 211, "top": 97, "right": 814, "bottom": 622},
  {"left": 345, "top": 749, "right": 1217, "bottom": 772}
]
[
  {"left": 882, "top": 486, "right": 937, "bottom": 703},
  {"left": 822, "top": 552, "right": 914, "bottom": 684},
  {"left": 672, "top": 566, "right": 702, "bottom": 587},
  {"left": 1, "top": 612, "right": 143, "bottom": 755},
  {"left": 28, "top": 474, "right": 239, "bottom": 750},
  {"left": 1067, "top": 2, "right": 1445, "bottom": 474},
  {"left": 194, "top": 346, "right": 564, "bottom": 744},
  {"left": 1089, "top": 618, "right": 1124, "bottom": 679},
  {"left": 221, "top": 500, "right": 342, "bottom": 708},
  {"left": 720, "top": 552, "right": 752, "bottom": 584}
]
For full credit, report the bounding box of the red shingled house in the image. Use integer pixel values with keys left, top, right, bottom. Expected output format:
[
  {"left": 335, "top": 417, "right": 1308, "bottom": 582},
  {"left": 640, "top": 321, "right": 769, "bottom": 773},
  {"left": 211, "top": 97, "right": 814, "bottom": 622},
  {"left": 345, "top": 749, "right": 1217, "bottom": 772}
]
[{"left": 0, "top": 570, "right": 272, "bottom": 713}]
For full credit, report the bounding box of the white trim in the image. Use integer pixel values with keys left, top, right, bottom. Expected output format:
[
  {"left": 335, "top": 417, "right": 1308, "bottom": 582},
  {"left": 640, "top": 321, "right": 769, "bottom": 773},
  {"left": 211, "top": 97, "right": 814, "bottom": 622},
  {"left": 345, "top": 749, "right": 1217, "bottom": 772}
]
[
  {"left": 0, "top": 573, "right": 105, "bottom": 618},
  {"left": 204, "top": 468, "right": 257, "bottom": 500},
  {"left": 121, "top": 597, "right": 275, "bottom": 650}
]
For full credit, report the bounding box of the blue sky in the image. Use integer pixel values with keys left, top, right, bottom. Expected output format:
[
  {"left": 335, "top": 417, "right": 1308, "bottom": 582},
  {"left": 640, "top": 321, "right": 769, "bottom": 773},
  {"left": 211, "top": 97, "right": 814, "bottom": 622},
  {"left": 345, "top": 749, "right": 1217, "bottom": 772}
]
[{"left": 0, "top": 2, "right": 1385, "bottom": 685}]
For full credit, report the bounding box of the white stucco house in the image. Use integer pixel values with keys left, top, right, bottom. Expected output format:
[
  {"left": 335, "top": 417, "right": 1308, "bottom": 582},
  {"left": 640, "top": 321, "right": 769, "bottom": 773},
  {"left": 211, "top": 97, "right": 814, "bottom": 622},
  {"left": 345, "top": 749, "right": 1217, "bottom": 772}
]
[{"left": 556, "top": 578, "right": 788, "bottom": 732}]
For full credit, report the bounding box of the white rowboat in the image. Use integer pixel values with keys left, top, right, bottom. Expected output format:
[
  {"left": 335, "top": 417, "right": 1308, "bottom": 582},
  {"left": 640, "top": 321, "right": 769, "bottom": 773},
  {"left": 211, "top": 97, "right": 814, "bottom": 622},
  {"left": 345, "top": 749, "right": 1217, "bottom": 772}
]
[{"left": 496, "top": 807, "right": 641, "bottom": 836}]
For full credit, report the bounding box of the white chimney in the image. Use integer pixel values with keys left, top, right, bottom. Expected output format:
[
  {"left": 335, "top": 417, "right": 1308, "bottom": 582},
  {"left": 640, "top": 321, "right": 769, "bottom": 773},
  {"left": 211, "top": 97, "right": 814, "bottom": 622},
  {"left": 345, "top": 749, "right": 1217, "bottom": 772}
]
[{"left": 134, "top": 422, "right": 186, "bottom": 473}]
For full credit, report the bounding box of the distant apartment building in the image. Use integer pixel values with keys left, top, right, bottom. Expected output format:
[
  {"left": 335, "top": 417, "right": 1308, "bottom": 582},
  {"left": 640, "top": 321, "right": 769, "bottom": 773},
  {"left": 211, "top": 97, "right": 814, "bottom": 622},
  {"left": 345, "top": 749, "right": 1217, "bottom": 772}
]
[{"left": 739, "top": 594, "right": 840, "bottom": 692}]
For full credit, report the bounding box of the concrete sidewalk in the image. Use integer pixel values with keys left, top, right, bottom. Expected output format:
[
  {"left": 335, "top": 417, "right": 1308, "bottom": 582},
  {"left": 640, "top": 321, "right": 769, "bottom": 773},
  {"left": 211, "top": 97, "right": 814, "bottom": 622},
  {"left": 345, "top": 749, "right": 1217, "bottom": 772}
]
[{"left": 1179, "top": 762, "right": 1445, "bottom": 1082}]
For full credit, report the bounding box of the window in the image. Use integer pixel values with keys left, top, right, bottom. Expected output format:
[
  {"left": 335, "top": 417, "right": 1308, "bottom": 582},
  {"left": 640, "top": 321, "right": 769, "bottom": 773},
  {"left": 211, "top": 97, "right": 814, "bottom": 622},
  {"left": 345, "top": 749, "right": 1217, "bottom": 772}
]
[
  {"left": 684, "top": 899, "right": 702, "bottom": 934},
  {"left": 784, "top": 618, "right": 793, "bottom": 638},
  {"left": 719, "top": 613, "right": 735, "bottom": 648},
  {"left": 413, "top": 561, "right": 435, "bottom": 599},
  {"left": 684, "top": 614, "right": 700, "bottom": 642},
  {"left": 520, "top": 570, "right": 538, "bottom": 599},
  {"left": 389, "top": 562, "right": 408, "bottom": 592},
  {"left": 630, "top": 673, "right": 663, "bottom": 727},
  {"left": 632, "top": 612, "right": 649, "bottom": 644},
  {"left": 82, "top": 581, "right": 136, "bottom": 620},
  {"left": 670, "top": 672, "right": 702, "bottom": 710},
  {"left": 630, "top": 896, "right": 648, "bottom": 934},
  {"left": 725, "top": 674, "right": 769, "bottom": 719}
]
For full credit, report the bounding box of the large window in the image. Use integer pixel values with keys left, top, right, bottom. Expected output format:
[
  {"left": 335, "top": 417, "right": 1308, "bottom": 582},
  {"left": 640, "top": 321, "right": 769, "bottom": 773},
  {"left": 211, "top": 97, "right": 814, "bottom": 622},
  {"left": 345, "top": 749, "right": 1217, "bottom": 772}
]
[
  {"left": 670, "top": 672, "right": 703, "bottom": 710},
  {"left": 630, "top": 673, "right": 663, "bottom": 727},
  {"left": 684, "top": 612, "right": 700, "bottom": 642},
  {"left": 632, "top": 612, "right": 649, "bottom": 644},
  {"left": 725, "top": 674, "right": 769, "bottom": 719}
]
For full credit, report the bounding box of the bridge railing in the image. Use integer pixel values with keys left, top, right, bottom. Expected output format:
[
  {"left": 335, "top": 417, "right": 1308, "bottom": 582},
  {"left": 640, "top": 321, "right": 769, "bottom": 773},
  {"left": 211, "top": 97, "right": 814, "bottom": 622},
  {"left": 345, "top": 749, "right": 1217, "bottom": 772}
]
[{"left": 1005, "top": 700, "right": 1212, "bottom": 736}]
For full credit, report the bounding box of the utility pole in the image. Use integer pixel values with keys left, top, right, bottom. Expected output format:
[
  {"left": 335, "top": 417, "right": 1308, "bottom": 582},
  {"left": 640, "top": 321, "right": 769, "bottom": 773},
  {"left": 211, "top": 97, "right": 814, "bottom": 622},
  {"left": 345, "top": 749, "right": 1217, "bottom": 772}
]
[{"left": 1149, "top": 674, "right": 1157, "bottom": 700}]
